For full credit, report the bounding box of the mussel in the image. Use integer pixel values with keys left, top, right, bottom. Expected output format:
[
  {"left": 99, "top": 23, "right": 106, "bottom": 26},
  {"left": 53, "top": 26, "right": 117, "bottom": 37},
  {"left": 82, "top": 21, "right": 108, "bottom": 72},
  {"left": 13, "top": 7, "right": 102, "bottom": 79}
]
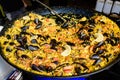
[
  {"left": 9, "top": 42, "right": 15, "bottom": 46},
  {"left": 75, "top": 67, "right": 81, "bottom": 75},
  {"left": 45, "top": 66, "right": 53, "bottom": 72},
  {"left": 93, "top": 41, "right": 104, "bottom": 53},
  {"left": 88, "top": 19, "right": 95, "bottom": 24},
  {"left": 38, "top": 65, "right": 46, "bottom": 71},
  {"left": 101, "top": 54, "right": 111, "bottom": 62},
  {"left": 61, "top": 22, "right": 68, "bottom": 28},
  {"left": 31, "top": 64, "right": 42, "bottom": 72},
  {"left": 6, "top": 34, "right": 11, "bottom": 39},
  {"left": 103, "top": 33, "right": 109, "bottom": 37},
  {"left": 79, "top": 21, "right": 87, "bottom": 26},
  {"left": 15, "top": 46, "right": 26, "bottom": 51},
  {"left": 81, "top": 64, "right": 89, "bottom": 70},
  {"left": 52, "top": 61, "right": 59, "bottom": 65},
  {"left": 3, "top": 41, "right": 8, "bottom": 45},
  {"left": 34, "top": 18, "right": 41, "bottom": 24},
  {"left": 106, "top": 37, "right": 120, "bottom": 46},
  {"left": 34, "top": 18, "right": 42, "bottom": 29},
  {"left": 21, "top": 26, "right": 29, "bottom": 32},
  {"left": 28, "top": 45, "right": 39, "bottom": 51},
  {"left": 90, "top": 54, "right": 100, "bottom": 60},
  {"left": 77, "top": 31, "right": 90, "bottom": 40},
  {"left": 50, "top": 39, "right": 61, "bottom": 50},
  {"left": 89, "top": 24, "right": 95, "bottom": 28},
  {"left": 6, "top": 46, "right": 12, "bottom": 52},
  {"left": 96, "top": 41, "right": 104, "bottom": 47},
  {"left": 38, "top": 35, "right": 50, "bottom": 40},
  {"left": 93, "top": 59, "right": 101, "bottom": 65},
  {"left": 55, "top": 17, "right": 64, "bottom": 25},
  {"left": 96, "top": 49, "right": 105, "bottom": 55},
  {"left": 31, "top": 39, "right": 38, "bottom": 43},
  {"left": 21, "top": 55, "right": 29, "bottom": 58},
  {"left": 66, "top": 41, "right": 75, "bottom": 46},
  {"left": 35, "top": 24, "right": 42, "bottom": 29},
  {"left": 17, "top": 36, "right": 27, "bottom": 46},
  {"left": 88, "top": 29, "right": 93, "bottom": 32}
]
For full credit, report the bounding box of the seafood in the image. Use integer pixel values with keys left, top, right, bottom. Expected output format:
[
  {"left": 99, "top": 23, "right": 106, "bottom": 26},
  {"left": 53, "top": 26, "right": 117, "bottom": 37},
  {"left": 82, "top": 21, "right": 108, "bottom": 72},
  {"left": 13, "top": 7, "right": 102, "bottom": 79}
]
[{"left": 0, "top": 13, "right": 120, "bottom": 76}]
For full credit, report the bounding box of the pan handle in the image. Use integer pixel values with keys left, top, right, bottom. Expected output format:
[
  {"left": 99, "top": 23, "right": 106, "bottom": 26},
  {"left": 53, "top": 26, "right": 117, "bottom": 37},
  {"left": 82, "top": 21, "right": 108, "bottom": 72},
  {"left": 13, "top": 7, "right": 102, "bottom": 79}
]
[{"left": 32, "top": 0, "right": 66, "bottom": 23}]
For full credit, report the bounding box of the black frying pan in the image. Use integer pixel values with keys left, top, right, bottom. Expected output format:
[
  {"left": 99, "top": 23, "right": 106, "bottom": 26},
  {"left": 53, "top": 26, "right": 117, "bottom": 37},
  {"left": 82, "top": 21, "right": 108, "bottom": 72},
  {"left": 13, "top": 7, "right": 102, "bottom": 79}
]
[{"left": 0, "top": 6, "right": 120, "bottom": 78}]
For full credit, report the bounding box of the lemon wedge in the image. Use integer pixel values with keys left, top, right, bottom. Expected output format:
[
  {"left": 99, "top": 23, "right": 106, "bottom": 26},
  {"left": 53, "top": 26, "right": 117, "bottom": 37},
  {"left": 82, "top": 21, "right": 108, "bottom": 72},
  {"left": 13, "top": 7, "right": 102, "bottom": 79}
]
[
  {"left": 94, "top": 32, "right": 104, "bottom": 42},
  {"left": 61, "top": 45, "right": 71, "bottom": 56}
]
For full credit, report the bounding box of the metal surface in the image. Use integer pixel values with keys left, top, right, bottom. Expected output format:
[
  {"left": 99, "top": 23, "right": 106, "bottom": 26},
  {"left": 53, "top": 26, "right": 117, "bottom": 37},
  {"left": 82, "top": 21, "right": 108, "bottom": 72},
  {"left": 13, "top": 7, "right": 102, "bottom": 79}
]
[
  {"left": 0, "top": 55, "right": 15, "bottom": 80},
  {"left": 0, "top": 7, "right": 120, "bottom": 78}
]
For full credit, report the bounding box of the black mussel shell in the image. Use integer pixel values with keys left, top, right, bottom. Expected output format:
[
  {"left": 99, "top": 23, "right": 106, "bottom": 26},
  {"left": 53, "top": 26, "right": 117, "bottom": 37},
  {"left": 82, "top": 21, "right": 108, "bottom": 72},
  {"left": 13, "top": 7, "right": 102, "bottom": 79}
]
[
  {"left": 88, "top": 29, "right": 93, "bottom": 32},
  {"left": 96, "top": 49, "right": 105, "bottom": 55},
  {"left": 31, "top": 39, "right": 38, "bottom": 43},
  {"left": 21, "top": 26, "right": 29, "bottom": 32},
  {"left": 53, "top": 61, "right": 59, "bottom": 65},
  {"left": 93, "top": 59, "right": 101, "bottom": 65},
  {"left": 6, "top": 34, "right": 11, "bottom": 39},
  {"left": 66, "top": 41, "right": 75, "bottom": 46},
  {"left": 28, "top": 45, "right": 39, "bottom": 51},
  {"left": 3, "top": 41, "right": 8, "bottom": 45},
  {"left": 45, "top": 66, "right": 53, "bottom": 72},
  {"left": 34, "top": 18, "right": 40, "bottom": 24},
  {"left": 61, "top": 22, "right": 68, "bottom": 28},
  {"left": 9, "top": 42, "right": 15, "bottom": 45},
  {"left": 6, "top": 46, "right": 12, "bottom": 52},
  {"left": 35, "top": 24, "right": 42, "bottom": 29},
  {"left": 31, "top": 64, "right": 42, "bottom": 72},
  {"left": 97, "top": 41, "right": 104, "bottom": 47},
  {"left": 75, "top": 67, "right": 81, "bottom": 75},
  {"left": 81, "top": 64, "right": 89, "bottom": 70},
  {"left": 21, "top": 55, "right": 29, "bottom": 58},
  {"left": 16, "top": 46, "right": 26, "bottom": 51},
  {"left": 38, "top": 65, "right": 46, "bottom": 71},
  {"left": 103, "top": 33, "right": 109, "bottom": 37},
  {"left": 90, "top": 54, "right": 100, "bottom": 60},
  {"left": 55, "top": 18, "right": 64, "bottom": 25}
]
